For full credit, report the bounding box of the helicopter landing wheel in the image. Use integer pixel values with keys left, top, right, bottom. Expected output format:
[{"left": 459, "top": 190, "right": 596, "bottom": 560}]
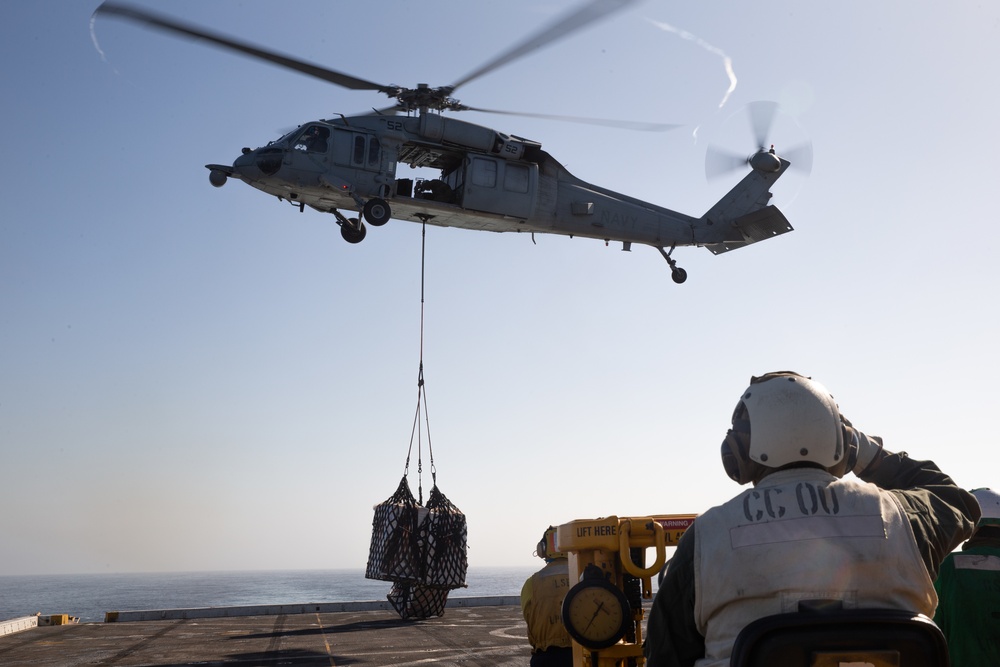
[
  {"left": 341, "top": 218, "right": 367, "bottom": 243},
  {"left": 363, "top": 198, "right": 391, "bottom": 226},
  {"left": 657, "top": 246, "right": 688, "bottom": 284}
]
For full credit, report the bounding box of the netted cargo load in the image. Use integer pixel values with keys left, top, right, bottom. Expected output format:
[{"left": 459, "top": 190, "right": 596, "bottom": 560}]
[
  {"left": 386, "top": 581, "right": 450, "bottom": 620},
  {"left": 365, "top": 476, "right": 426, "bottom": 585},
  {"left": 365, "top": 478, "right": 468, "bottom": 619},
  {"left": 364, "top": 226, "right": 468, "bottom": 619},
  {"left": 420, "top": 484, "right": 468, "bottom": 589}
]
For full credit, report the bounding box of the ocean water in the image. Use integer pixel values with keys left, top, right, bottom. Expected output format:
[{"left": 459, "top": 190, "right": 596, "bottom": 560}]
[{"left": 0, "top": 567, "right": 536, "bottom": 624}]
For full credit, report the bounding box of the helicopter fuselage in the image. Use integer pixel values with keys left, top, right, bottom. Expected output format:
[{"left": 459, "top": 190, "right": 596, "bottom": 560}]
[
  {"left": 97, "top": 0, "right": 798, "bottom": 283},
  {"left": 208, "top": 112, "right": 791, "bottom": 272}
]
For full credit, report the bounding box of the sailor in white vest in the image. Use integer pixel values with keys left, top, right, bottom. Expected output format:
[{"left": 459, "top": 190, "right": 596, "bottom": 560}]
[{"left": 644, "top": 371, "right": 980, "bottom": 667}]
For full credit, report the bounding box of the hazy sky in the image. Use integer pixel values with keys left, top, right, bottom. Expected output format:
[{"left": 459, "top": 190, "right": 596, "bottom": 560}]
[{"left": 2, "top": 1, "right": 998, "bottom": 576}]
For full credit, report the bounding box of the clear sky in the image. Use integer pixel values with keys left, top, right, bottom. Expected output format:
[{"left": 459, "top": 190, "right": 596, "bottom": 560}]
[{"left": 2, "top": 0, "right": 998, "bottom": 576}]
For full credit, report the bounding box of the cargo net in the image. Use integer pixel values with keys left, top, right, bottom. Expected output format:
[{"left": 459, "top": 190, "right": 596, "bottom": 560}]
[
  {"left": 366, "top": 225, "right": 468, "bottom": 619},
  {"left": 366, "top": 476, "right": 468, "bottom": 619},
  {"left": 386, "top": 581, "right": 449, "bottom": 620}
]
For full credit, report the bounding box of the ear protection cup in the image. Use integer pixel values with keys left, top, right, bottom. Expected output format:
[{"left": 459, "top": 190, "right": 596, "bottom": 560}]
[
  {"left": 827, "top": 424, "right": 858, "bottom": 477},
  {"left": 720, "top": 399, "right": 762, "bottom": 485},
  {"left": 721, "top": 429, "right": 748, "bottom": 484},
  {"left": 535, "top": 526, "right": 564, "bottom": 560},
  {"left": 720, "top": 427, "right": 768, "bottom": 485},
  {"left": 536, "top": 537, "right": 548, "bottom": 559}
]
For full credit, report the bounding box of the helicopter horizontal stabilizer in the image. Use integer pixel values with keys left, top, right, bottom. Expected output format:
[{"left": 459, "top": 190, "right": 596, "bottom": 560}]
[{"left": 703, "top": 206, "right": 792, "bottom": 255}]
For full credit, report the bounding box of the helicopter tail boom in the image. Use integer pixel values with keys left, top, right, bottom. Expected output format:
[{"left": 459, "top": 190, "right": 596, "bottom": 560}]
[{"left": 698, "top": 153, "right": 793, "bottom": 254}]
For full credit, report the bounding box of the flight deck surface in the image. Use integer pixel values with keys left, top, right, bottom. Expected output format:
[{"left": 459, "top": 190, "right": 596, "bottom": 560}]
[{"left": 0, "top": 602, "right": 531, "bottom": 666}]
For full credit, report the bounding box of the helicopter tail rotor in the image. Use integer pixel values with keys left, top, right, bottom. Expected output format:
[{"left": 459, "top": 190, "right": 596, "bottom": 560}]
[{"left": 705, "top": 101, "right": 813, "bottom": 181}]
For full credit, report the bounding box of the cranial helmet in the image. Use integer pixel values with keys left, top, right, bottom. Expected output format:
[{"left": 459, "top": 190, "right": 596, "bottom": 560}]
[
  {"left": 972, "top": 488, "right": 1000, "bottom": 526},
  {"left": 721, "top": 371, "right": 854, "bottom": 485},
  {"left": 535, "top": 526, "right": 566, "bottom": 560}
]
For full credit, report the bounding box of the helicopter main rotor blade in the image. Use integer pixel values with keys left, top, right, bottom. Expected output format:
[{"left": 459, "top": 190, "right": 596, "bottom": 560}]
[
  {"left": 94, "top": 2, "right": 396, "bottom": 95},
  {"left": 448, "top": 0, "right": 640, "bottom": 93},
  {"left": 462, "top": 105, "right": 682, "bottom": 132}
]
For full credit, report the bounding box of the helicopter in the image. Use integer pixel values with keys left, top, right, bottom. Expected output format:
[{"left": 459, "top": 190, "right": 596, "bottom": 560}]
[{"left": 94, "top": 0, "right": 806, "bottom": 284}]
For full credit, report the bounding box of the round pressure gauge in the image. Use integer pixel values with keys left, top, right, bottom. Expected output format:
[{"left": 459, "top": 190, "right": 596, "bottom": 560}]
[{"left": 561, "top": 568, "right": 631, "bottom": 650}]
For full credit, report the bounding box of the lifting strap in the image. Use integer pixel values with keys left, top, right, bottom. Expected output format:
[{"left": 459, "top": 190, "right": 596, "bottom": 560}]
[
  {"left": 404, "top": 223, "right": 435, "bottom": 504},
  {"left": 365, "top": 224, "right": 468, "bottom": 619}
]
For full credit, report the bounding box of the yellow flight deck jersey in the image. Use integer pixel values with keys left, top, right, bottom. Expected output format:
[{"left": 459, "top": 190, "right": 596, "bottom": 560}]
[{"left": 520, "top": 559, "right": 572, "bottom": 652}]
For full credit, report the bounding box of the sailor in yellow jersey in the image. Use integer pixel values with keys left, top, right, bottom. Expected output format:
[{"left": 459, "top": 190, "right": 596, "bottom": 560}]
[{"left": 521, "top": 527, "right": 573, "bottom": 667}]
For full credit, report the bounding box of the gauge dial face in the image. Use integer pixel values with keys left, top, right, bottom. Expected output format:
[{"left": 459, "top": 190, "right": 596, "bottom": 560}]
[{"left": 562, "top": 579, "right": 630, "bottom": 649}]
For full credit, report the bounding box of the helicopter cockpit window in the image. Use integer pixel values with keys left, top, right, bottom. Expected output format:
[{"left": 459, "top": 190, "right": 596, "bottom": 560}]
[
  {"left": 368, "top": 137, "right": 380, "bottom": 168},
  {"left": 274, "top": 128, "right": 299, "bottom": 146},
  {"left": 293, "top": 126, "right": 329, "bottom": 153}
]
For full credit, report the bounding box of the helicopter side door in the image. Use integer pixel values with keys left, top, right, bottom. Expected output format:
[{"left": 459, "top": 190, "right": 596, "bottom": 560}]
[
  {"left": 330, "top": 129, "right": 394, "bottom": 199},
  {"left": 460, "top": 156, "right": 536, "bottom": 219}
]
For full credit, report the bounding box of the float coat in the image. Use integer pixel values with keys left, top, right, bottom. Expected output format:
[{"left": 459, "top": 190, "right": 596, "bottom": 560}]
[{"left": 692, "top": 468, "right": 935, "bottom": 667}]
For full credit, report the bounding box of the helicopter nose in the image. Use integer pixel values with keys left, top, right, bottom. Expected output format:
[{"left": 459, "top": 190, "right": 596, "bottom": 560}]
[
  {"left": 229, "top": 150, "right": 261, "bottom": 181},
  {"left": 233, "top": 147, "right": 282, "bottom": 179}
]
